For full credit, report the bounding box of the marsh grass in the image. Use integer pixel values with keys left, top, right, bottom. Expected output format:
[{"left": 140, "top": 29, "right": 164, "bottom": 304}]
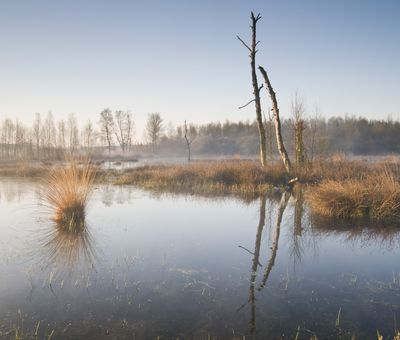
[
  {"left": 41, "top": 158, "right": 96, "bottom": 231},
  {"left": 308, "top": 164, "right": 400, "bottom": 222},
  {"left": 114, "top": 161, "right": 288, "bottom": 199}
]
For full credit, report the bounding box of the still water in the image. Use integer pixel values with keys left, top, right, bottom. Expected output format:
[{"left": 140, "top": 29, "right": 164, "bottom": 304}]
[{"left": 1, "top": 180, "right": 400, "bottom": 339}]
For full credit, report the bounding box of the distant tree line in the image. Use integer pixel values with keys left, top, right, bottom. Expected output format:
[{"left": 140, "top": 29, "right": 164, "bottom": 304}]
[
  {"left": 0, "top": 110, "right": 399, "bottom": 161},
  {"left": 154, "top": 116, "right": 400, "bottom": 159}
]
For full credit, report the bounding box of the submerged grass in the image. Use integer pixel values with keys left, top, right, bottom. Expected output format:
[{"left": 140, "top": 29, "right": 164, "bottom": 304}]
[{"left": 41, "top": 159, "right": 96, "bottom": 231}]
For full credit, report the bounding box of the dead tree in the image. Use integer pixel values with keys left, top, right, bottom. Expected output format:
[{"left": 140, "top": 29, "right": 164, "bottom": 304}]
[
  {"left": 292, "top": 93, "right": 306, "bottom": 169},
  {"left": 237, "top": 12, "right": 267, "bottom": 167},
  {"left": 258, "top": 66, "right": 292, "bottom": 174},
  {"left": 264, "top": 110, "right": 274, "bottom": 161},
  {"left": 183, "top": 120, "right": 196, "bottom": 162}
]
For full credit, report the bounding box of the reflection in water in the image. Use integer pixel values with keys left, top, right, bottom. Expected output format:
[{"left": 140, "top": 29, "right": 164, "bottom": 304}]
[
  {"left": 248, "top": 193, "right": 266, "bottom": 336},
  {"left": 259, "top": 190, "right": 290, "bottom": 290},
  {"left": 99, "top": 184, "right": 136, "bottom": 206},
  {"left": 290, "top": 186, "right": 305, "bottom": 267},
  {"left": 36, "top": 221, "right": 99, "bottom": 281},
  {"left": 240, "top": 190, "right": 291, "bottom": 337},
  {"left": 3, "top": 180, "right": 400, "bottom": 338},
  {"left": 311, "top": 214, "right": 400, "bottom": 249},
  {"left": 0, "top": 180, "right": 32, "bottom": 203}
]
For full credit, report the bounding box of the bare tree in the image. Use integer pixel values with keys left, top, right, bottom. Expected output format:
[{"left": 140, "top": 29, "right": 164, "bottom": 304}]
[
  {"left": 14, "top": 119, "right": 27, "bottom": 159},
  {"left": 258, "top": 66, "right": 292, "bottom": 174},
  {"left": 113, "top": 110, "right": 133, "bottom": 153},
  {"left": 42, "top": 111, "right": 56, "bottom": 158},
  {"left": 1, "top": 119, "right": 15, "bottom": 158},
  {"left": 292, "top": 92, "right": 306, "bottom": 169},
  {"left": 57, "top": 119, "right": 67, "bottom": 151},
  {"left": 183, "top": 120, "right": 197, "bottom": 162},
  {"left": 237, "top": 12, "right": 267, "bottom": 167},
  {"left": 98, "top": 108, "right": 114, "bottom": 154},
  {"left": 82, "top": 119, "right": 95, "bottom": 154},
  {"left": 145, "top": 113, "right": 163, "bottom": 152},
  {"left": 32, "top": 113, "right": 41, "bottom": 159},
  {"left": 67, "top": 113, "right": 79, "bottom": 155}
]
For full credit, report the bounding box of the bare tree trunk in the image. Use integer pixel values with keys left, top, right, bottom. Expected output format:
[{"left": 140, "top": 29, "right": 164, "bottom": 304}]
[
  {"left": 237, "top": 12, "right": 267, "bottom": 167},
  {"left": 258, "top": 66, "right": 292, "bottom": 173},
  {"left": 184, "top": 120, "right": 191, "bottom": 163}
]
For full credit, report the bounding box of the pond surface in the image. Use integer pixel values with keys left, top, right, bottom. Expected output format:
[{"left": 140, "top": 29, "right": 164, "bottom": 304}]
[{"left": 1, "top": 180, "right": 400, "bottom": 339}]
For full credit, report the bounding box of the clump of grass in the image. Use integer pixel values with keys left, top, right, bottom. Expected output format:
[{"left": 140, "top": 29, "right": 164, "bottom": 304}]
[
  {"left": 308, "top": 165, "right": 400, "bottom": 222},
  {"left": 41, "top": 159, "right": 96, "bottom": 231}
]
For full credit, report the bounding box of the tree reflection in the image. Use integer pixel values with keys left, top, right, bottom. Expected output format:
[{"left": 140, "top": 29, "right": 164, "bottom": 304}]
[
  {"left": 239, "top": 190, "right": 290, "bottom": 337},
  {"left": 289, "top": 186, "right": 305, "bottom": 268},
  {"left": 258, "top": 190, "right": 290, "bottom": 290}
]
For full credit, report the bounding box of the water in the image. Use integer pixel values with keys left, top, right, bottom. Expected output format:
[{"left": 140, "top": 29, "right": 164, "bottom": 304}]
[{"left": 1, "top": 180, "right": 400, "bottom": 339}]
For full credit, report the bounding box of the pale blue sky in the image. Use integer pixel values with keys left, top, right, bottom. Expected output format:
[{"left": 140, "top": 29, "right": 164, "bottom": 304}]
[{"left": 0, "top": 0, "right": 399, "bottom": 138}]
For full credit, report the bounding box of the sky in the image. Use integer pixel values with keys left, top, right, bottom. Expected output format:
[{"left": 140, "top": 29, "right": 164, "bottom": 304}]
[{"left": 0, "top": 0, "right": 399, "bottom": 140}]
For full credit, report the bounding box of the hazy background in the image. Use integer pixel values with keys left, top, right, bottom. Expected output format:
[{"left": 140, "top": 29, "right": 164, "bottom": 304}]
[{"left": 0, "top": 0, "right": 399, "bottom": 142}]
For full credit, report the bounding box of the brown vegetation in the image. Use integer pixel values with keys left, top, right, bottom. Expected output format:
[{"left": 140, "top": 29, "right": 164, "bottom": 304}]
[
  {"left": 307, "top": 164, "right": 400, "bottom": 221},
  {"left": 41, "top": 159, "right": 96, "bottom": 231},
  {"left": 2, "top": 155, "right": 400, "bottom": 223},
  {"left": 114, "top": 161, "right": 288, "bottom": 199}
]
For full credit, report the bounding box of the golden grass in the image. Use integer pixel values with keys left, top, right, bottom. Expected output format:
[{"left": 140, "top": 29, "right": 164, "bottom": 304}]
[
  {"left": 41, "top": 159, "right": 96, "bottom": 231},
  {"left": 307, "top": 165, "right": 400, "bottom": 221},
  {"left": 114, "top": 161, "right": 288, "bottom": 199}
]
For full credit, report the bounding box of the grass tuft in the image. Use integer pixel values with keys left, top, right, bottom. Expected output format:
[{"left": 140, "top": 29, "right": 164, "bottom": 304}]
[{"left": 41, "top": 158, "right": 96, "bottom": 231}]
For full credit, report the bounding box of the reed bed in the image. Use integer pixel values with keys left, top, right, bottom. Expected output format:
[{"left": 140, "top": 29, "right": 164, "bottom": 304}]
[{"left": 41, "top": 159, "right": 96, "bottom": 231}]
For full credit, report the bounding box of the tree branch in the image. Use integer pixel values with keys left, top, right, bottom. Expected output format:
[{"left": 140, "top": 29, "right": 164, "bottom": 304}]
[
  {"left": 236, "top": 35, "right": 251, "bottom": 52},
  {"left": 238, "top": 99, "right": 255, "bottom": 110}
]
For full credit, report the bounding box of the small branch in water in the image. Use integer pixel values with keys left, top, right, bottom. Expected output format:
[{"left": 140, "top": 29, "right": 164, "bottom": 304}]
[
  {"left": 238, "top": 245, "right": 255, "bottom": 255},
  {"left": 238, "top": 245, "right": 263, "bottom": 267}
]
